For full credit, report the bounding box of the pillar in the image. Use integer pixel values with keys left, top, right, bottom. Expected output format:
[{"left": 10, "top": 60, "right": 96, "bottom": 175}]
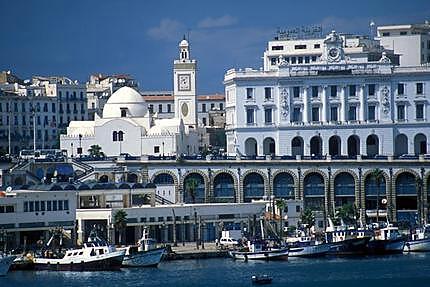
[
  {"left": 321, "top": 86, "right": 328, "bottom": 123},
  {"left": 340, "top": 85, "right": 346, "bottom": 122},
  {"left": 303, "top": 86, "right": 309, "bottom": 123},
  {"left": 359, "top": 84, "right": 366, "bottom": 122}
]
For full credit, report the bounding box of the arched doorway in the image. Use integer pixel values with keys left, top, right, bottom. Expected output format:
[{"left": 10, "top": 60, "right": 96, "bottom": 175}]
[
  {"left": 263, "top": 137, "right": 275, "bottom": 156},
  {"left": 347, "top": 135, "right": 360, "bottom": 157},
  {"left": 364, "top": 172, "right": 386, "bottom": 221},
  {"left": 183, "top": 173, "right": 205, "bottom": 203},
  {"left": 366, "top": 135, "right": 379, "bottom": 157},
  {"left": 126, "top": 173, "right": 138, "bottom": 183},
  {"left": 153, "top": 173, "right": 174, "bottom": 185},
  {"left": 291, "top": 136, "right": 304, "bottom": 156},
  {"left": 245, "top": 138, "right": 257, "bottom": 157},
  {"left": 213, "top": 173, "right": 235, "bottom": 203},
  {"left": 303, "top": 173, "right": 325, "bottom": 211},
  {"left": 310, "top": 136, "right": 322, "bottom": 156},
  {"left": 273, "top": 172, "right": 295, "bottom": 199},
  {"left": 414, "top": 133, "right": 427, "bottom": 155},
  {"left": 243, "top": 173, "right": 264, "bottom": 202},
  {"left": 394, "top": 134, "right": 408, "bottom": 157},
  {"left": 334, "top": 173, "right": 355, "bottom": 208},
  {"left": 395, "top": 172, "right": 417, "bottom": 224},
  {"left": 329, "top": 136, "right": 341, "bottom": 156}
]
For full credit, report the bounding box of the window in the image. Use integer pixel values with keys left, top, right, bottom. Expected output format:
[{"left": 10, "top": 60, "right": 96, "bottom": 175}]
[
  {"left": 211, "top": 103, "right": 215, "bottom": 110},
  {"left": 154, "top": 146, "right": 160, "bottom": 153},
  {"left": 29, "top": 201, "right": 34, "bottom": 212},
  {"left": 397, "top": 104, "right": 405, "bottom": 121},
  {"left": 368, "top": 106, "right": 376, "bottom": 121},
  {"left": 47, "top": 201, "right": 51, "bottom": 211},
  {"left": 298, "top": 57, "right": 303, "bottom": 64},
  {"left": 293, "top": 86, "right": 300, "bottom": 98},
  {"left": 311, "top": 56, "right": 317, "bottom": 62},
  {"left": 400, "top": 31, "right": 407, "bottom": 35},
  {"left": 311, "top": 107, "right": 319, "bottom": 122},
  {"left": 58, "top": 200, "right": 63, "bottom": 211},
  {"left": 348, "top": 106, "right": 357, "bottom": 121},
  {"left": 382, "top": 32, "right": 390, "bottom": 36},
  {"left": 368, "top": 84, "right": 376, "bottom": 96},
  {"left": 264, "top": 108, "right": 272, "bottom": 124},
  {"left": 118, "top": 131, "right": 124, "bottom": 141},
  {"left": 246, "top": 108, "right": 254, "bottom": 124},
  {"left": 64, "top": 200, "right": 69, "bottom": 211},
  {"left": 272, "top": 45, "right": 283, "bottom": 50},
  {"left": 330, "top": 85, "right": 337, "bottom": 97},
  {"left": 43, "top": 103, "right": 48, "bottom": 112},
  {"left": 330, "top": 106, "right": 338, "bottom": 121},
  {"left": 52, "top": 103, "right": 56, "bottom": 113},
  {"left": 53, "top": 200, "right": 57, "bottom": 211},
  {"left": 24, "top": 202, "right": 28, "bottom": 212},
  {"left": 398, "top": 83, "right": 404, "bottom": 95},
  {"left": 167, "top": 104, "right": 171, "bottom": 113},
  {"left": 149, "top": 104, "right": 153, "bottom": 113},
  {"left": 304, "top": 56, "right": 310, "bottom": 63},
  {"left": 112, "top": 131, "right": 118, "bottom": 142},
  {"left": 246, "top": 88, "right": 254, "bottom": 99},
  {"left": 264, "top": 87, "right": 272, "bottom": 100},
  {"left": 220, "top": 103, "right": 223, "bottom": 110},
  {"left": 349, "top": 85, "right": 356, "bottom": 97},
  {"left": 294, "top": 45, "right": 306, "bottom": 49},
  {"left": 158, "top": 104, "right": 163, "bottom": 113},
  {"left": 22, "top": 103, "right": 26, "bottom": 112},
  {"left": 417, "top": 83, "right": 423, "bottom": 94},
  {"left": 292, "top": 107, "right": 301, "bottom": 122},
  {"left": 312, "top": 86, "right": 319, "bottom": 98},
  {"left": 416, "top": 104, "right": 424, "bottom": 120},
  {"left": 40, "top": 201, "right": 45, "bottom": 211},
  {"left": 35, "top": 201, "right": 39, "bottom": 211},
  {"left": 271, "top": 58, "right": 277, "bottom": 65},
  {"left": 22, "top": 116, "right": 26, "bottom": 126},
  {"left": 296, "top": 205, "right": 301, "bottom": 212},
  {"left": 202, "top": 117, "right": 207, "bottom": 126}
]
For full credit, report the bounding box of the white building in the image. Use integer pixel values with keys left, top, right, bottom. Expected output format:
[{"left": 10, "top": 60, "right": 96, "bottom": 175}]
[
  {"left": 225, "top": 30, "right": 430, "bottom": 158},
  {"left": 60, "top": 39, "right": 200, "bottom": 157},
  {"left": 378, "top": 21, "right": 430, "bottom": 67}
]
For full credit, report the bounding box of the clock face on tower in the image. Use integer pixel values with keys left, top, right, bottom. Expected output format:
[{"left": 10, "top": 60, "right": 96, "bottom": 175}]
[
  {"left": 181, "top": 102, "right": 189, "bottom": 117},
  {"left": 178, "top": 74, "right": 191, "bottom": 91}
]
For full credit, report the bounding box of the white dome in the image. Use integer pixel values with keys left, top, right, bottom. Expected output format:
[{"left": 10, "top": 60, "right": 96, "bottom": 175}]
[
  {"left": 102, "top": 86, "right": 147, "bottom": 118},
  {"left": 179, "top": 39, "right": 189, "bottom": 47}
]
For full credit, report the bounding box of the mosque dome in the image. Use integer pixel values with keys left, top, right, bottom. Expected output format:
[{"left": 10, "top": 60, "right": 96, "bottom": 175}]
[
  {"left": 102, "top": 86, "right": 147, "bottom": 118},
  {"left": 179, "top": 39, "right": 189, "bottom": 47}
]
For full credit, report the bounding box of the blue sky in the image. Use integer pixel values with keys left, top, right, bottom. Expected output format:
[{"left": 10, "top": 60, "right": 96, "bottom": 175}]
[{"left": 1, "top": 0, "right": 429, "bottom": 94}]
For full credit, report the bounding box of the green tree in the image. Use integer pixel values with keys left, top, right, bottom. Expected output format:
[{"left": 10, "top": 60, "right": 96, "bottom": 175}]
[
  {"left": 335, "top": 203, "right": 357, "bottom": 226},
  {"left": 275, "top": 199, "right": 286, "bottom": 238},
  {"left": 370, "top": 168, "right": 384, "bottom": 222},
  {"left": 113, "top": 209, "right": 128, "bottom": 245},
  {"left": 185, "top": 177, "right": 199, "bottom": 203},
  {"left": 300, "top": 208, "right": 315, "bottom": 235},
  {"left": 88, "top": 144, "right": 104, "bottom": 158}
]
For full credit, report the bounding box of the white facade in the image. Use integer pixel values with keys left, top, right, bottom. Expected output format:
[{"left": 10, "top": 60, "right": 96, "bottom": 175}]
[
  {"left": 378, "top": 22, "right": 430, "bottom": 67},
  {"left": 225, "top": 31, "right": 430, "bottom": 158}
]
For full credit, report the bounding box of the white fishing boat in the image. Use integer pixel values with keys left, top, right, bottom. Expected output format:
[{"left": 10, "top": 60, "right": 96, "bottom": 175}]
[
  {"left": 367, "top": 223, "right": 405, "bottom": 254},
  {"left": 119, "top": 227, "right": 165, "bottom": 267},
  {"left": 0, "top": 254, "right": 16, "bottom": 276},
  {"left": 404, "top": 225, "right": 430, "bottom": 252},
  {"left": 33, "top": 235, "right": 125, "bottom": 271},
  {"left": 229, "top": 240, "right": 289, "bottom": 261},
  {"left": 287, "top": 231, "right": 330, "bottom": 257}
]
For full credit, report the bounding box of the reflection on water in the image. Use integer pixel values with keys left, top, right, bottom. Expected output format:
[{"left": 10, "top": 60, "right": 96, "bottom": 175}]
[{"left": 2, "top": 253, "right": 430, "bottom": 287}]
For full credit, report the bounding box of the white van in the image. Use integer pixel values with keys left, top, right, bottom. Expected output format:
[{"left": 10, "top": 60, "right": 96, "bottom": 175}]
[{"left": 219, "top": 237, "right": 239, "bottom": 246}]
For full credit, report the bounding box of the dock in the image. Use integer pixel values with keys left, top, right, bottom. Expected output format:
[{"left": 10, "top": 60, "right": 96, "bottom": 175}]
[{"left": 164, "top": 242, "right": 229, "bottom": 260}]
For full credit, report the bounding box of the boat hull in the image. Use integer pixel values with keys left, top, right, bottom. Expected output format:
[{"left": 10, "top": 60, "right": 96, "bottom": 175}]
[
  {"left": 367, "top": 238, "right": 405, "bottom": 254},
  {"left": 404, "top": 238, "right": 430, "bottom": 252},
  {"left": 33, "top": 251, "right": 124, "bottom": 271},
  {"left": 122, "top": 248, "right": 165, "bottom": 267},
  {"left": 328, "top": 237, "right": 371, "bottom": 256},
  {"left": 0, "top": 255, "right": 16, "bottom": 276},
  {"left": 289, "top": 244, "right": 330, "bottom": 257},
  {"left": 229, "top": 248, "right": 289, "bottom": 261}
]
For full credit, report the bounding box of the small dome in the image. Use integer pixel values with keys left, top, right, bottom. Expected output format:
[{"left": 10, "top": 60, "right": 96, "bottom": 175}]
[
  {"left": 102, "top": 86, "right": 147, "bottom": 118},
  {"left": 180, "top": 39, "right": 189, "bottom": 47}
]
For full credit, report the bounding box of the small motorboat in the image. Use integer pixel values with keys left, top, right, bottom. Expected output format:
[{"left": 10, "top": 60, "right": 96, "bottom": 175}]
[
  {"left": 0, "top": 254, "right": 16, "bottom": 276},
  {"left": 404, "top": 225, "right": 430, "bottom": 252},
  {"left": 119, "top": 227, "right": 165, "bottom": 267},
  {"left": 251, "top": 275, "right": 273, "bottom": 285},
  {"left": 229, "top": 240, "right": 288, "bottom": 261}
]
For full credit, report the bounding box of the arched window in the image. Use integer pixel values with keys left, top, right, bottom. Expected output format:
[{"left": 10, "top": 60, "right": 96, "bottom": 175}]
[
  {"left": 118, "top": 131, "right": 124, "bottom": 141},
  {"left": 243, "top": 173, "right": 264, "bottom": 202},
  {"left": 213, "top": 173, "right": 235, "bottom": 202},
  {"left": 112, "top": 131, "right": 118, "bottom": 142}
]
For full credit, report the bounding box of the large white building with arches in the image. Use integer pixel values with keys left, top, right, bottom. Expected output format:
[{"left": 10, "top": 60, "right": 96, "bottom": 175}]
[{"left": 224, "top": 30, "right": 430, "bottom": 159}]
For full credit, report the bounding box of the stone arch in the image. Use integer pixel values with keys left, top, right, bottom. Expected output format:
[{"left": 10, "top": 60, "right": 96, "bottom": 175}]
[
  {"left": 302, "top": 169, "right": 328, "bottom": 212},
  {"left": 329, "top": 135, "right": 342, "bottom": 156},
  {"left": 241, "top": 169, "right": 268, "bottom": 202},
  {"left": 332, "top": 169, "right": 358, "bottom": 208},
  {"left": 151, "top": 170, "right": 179, "bottom": 202},
  {"left": 271, "top": 169, "right": 298, "bottom": 199},
  {"left": 394, "top": 134, "right": 408, "bottom": 157},
  {"left": 245, "top": 137, "right": 258, "bottom": 156},
  {"left": 347, "top": 135, "right": 360, "bottom": 157},
  {"left": 291, "top": 136, "right": 304, "bottom": 156},
  {"left": 362, "top": 169, "right": 390, "bottom": 220},
  {"left": 366, "top": 134, "right": 379, "bottom": 157},
  {"left": 263, "top": 137, "right": 276, "bottom": 155},
  {"left": 212, "top": 171, "right": 237, "bottom": 203},
  {"left": 394, "top": 169, "right": 419, "bottom": 224},
  {"left": 211, "top": 169, "right": 238, "bottom": 202},
  {"left": 310, "top": 135, "right": 323, "bottom": 156},
  {"left": 181, "top": 169, "right": 209, "bottom": 203},
  {"left": 126, "top": 173, "right": 138, "bottom": 183}
]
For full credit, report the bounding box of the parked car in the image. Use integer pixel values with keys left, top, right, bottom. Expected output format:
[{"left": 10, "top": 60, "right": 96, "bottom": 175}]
[{"left": 219, "top": 237, "right": 239, "bottom": 246}]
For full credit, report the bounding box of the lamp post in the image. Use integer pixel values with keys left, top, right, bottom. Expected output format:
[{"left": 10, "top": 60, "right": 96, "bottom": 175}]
[
  {"left": 162, "top": 142, "right": 165, "bottom": 159},
  {"left": 71, "top": 142, "right": 74, "bottom": 158},
  {"left": 78, "top": 134, "right": 82, "bottom": 156}
]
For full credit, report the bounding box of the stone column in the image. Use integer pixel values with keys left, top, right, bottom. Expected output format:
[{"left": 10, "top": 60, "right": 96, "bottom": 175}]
[
  {"left": 340, "top": 85, "right": 346, "bottom": 122},
  {"left": 303, "top": 86, "right": 309, "bottom": 123},
  {"left": 77, "top": 218, "right": 84, "bottom": 245},
  {"left": 321, "top": 86, "right": 328, "bottom": 123},
  {"left": 359, "top": 85, "right": 366, "bottom": 122}
]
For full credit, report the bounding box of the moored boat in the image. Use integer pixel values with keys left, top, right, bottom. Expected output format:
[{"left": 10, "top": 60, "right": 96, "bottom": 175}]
[
  {"left": 0, "top": 254, "right": 16, "bottom": 276},
  {"left": 229, "top": 240, "right": 288, "bottom": 261},
  {"left": 404, "top": 225, "right": 430, "bottom": 252},
  {"left": 287, "top": 232, "right": 330, "bottom": 257},
  {"left": 251, "top": 274, "right": 273, "bottom": 285},
  {"left": 366, "top": 223, "right": 405, "bottom": 254}
]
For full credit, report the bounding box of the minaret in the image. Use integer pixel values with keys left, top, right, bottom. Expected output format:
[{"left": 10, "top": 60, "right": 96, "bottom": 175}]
[{"left": 173, "top": 36, "right": 197, "bottom": 128}]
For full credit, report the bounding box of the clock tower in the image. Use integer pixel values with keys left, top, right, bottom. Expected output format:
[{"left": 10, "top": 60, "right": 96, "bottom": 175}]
[
  {"left": 322, "top": 30, "right": 345, "bottom": 63},
  {"left": 173, "top": 37, "right": 197, "bottom": 128}
]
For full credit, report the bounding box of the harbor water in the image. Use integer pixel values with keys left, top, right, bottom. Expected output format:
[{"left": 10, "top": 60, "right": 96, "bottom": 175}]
[{"left": 2, "top": 253, "right": 430, "bottom": 286}]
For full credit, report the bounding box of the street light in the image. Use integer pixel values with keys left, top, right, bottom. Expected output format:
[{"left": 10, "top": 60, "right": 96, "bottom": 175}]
[
  {"left": 162, "top": 142, "right": 165, "bottom": 159},
  {"left": 71, "top": 142, "right": 74, "bottom": 158},
  {"left": 78, "top": 134, "right": 82, "bottom": 156}
]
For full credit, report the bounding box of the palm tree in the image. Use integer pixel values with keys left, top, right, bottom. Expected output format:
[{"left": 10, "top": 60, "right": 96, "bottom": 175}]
[
  {"left": 275, "top": 199, "right": 286, "bottom": 238},
  {"left": 370, "top": 168, "right": 384, "bottom": 223},
  {"left": 88, "top": 144, "right": 104, "bottom": 158},
  {"left": 185, "top": 177, "right": 199, "bottom": 203},
  {"left": 300, "top": 208, "right": 315, "bottom": 236},
  {"left": 113, "top": 209, "right": 128, "bottom": 245},
  {"left": 335, "top": 203, "right": 357, "bottom": 226}
]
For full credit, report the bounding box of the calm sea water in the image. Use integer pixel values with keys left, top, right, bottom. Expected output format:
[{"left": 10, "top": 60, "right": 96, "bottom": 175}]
[{"left": 2, "top": 253, "right": 430, "bottom": 287}]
